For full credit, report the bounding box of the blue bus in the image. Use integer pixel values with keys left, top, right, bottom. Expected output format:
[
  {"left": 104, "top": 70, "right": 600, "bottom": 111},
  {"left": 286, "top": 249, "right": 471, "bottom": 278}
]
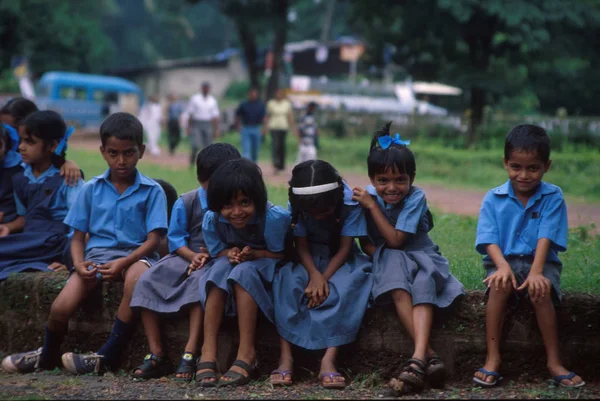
[{"left": 35, "top": 71, "right": 143, "bottom": 132}]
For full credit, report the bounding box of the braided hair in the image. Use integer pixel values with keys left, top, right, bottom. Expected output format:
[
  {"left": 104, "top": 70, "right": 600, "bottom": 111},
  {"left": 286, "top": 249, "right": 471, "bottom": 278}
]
[
  {"left": 289, "top": 160, "right": 345, "bottom": 255},
  {"left": 367, "top": 121, "right": 416, "bottom": 179}
]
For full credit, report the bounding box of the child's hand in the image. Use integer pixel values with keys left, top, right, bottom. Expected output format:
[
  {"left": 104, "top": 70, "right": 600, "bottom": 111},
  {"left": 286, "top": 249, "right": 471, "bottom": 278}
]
[
  {"left": 75, "top": 261, "right": 97, "bottom": 281},
  {"left": 97, "top": 257, "right": 131, "bottom": 281},
  {"left": 0, "top": 212, "right": 4, "bottom": 223},
  {"left": 60, "top": 160, "right": 82, "bottom": 187},
  {"left": 0, "top": 224, "right": 9, "bottom": 237},
  {"left": 237, "top": 246, "right": 255, "bottom": 262},
  {"left": 483, "top": 265, "right": 517, "bottom": 292},
  {"left": 305, "top": 272, "right": 329, "bottom": 308},
  {"left": 227, "top": 247, "right": 242, "bottom": 264},
  {"left": 48, "top": 262, "right": 68, "bottom": 272},
  {"left": 517, "top": 272, "right": 551, "bottom": 302},
  {"left": 187, "top": 251, "right": 210, "bottom": 275},
  {"left": 352, "top": 186, "right": 376, "bottom": 210}
]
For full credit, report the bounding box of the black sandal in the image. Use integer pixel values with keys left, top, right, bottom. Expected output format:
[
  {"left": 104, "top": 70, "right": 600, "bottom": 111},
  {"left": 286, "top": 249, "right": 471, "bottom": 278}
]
[
  {"left": 398, "top": 358, "right": 427, "bottom": 391},
  {"left": 173, "top": 352, "right": 197, "bottom": 383},
  {"left": 131, "top": 353, "right": 170, "bottom": 380},
  {"left": 426, "top": 355, "right": 447, "bottom": 388},
  {"left": 217, "top": 359, "right": 256, "bottom": 387},
  {"left": 196, "top": 361, "right": 218, "bottom": 388}
]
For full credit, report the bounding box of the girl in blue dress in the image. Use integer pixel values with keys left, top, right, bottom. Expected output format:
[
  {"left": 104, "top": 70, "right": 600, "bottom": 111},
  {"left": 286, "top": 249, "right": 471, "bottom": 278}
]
[
  {"left": 271, "top": 160, "right": 373, "bottom": 389},
  {"left": 351, "top": 123, "right": 464, "bottom": 395},
  {"left": 0, "top": 110, "right": 84, "bottom": 280},
  {"left": 195, "top": 159, "right": 291, "bottom": 388}
]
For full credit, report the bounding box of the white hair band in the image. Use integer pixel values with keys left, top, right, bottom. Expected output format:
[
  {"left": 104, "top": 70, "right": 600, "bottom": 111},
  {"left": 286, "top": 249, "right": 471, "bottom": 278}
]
[{"left": 291, "top": 182, "right": 340, "bottom": 195}]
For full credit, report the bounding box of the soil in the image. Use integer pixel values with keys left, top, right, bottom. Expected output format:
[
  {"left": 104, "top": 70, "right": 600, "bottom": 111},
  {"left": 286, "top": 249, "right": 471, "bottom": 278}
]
[
  {"left": 0, "top": 371, "right": 597, "bottom": 400},
  {"left": 68, "top": 136, "right": 600, "bottom": 229}
]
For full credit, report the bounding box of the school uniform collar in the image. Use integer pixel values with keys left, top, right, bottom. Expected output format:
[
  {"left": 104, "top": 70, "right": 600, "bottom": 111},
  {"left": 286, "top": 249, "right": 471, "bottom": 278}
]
[
  {"left": 493, "top": 180, "right": 558, "bottom": 207},
  {"left": 100, "top": 168, "right": 156, "bottom": 197},
  {"left": 20, "top": 162, "right": 60, "bottom": 183},
  {"left": 197, "top": 187, "right": 208, "bottom": 210},
  {"left": 342, "top": 181, "right": 359, "bottom": 206}
]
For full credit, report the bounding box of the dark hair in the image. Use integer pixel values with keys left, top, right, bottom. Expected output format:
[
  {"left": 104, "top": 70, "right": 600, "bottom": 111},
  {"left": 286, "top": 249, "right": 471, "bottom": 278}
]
[
  {"left": 196, "top": 142, "right": 241, "bottom": 182},
  {"left": 289, "top": 159, "right": 344, "bottom": 254},
  {"left": 367, "top": 121, "right": 416, "bottom": 178},
  {"left": 22, "top": 110, "right": 68, "bottom": 168},
  {"left": 307, "top": 101, "right": 318, "bottom": 112},
  {"left": 207, "top": 159, "right": 268, "bottom": 216},
  {"left": 153, "top": 178, "right": 178, "bottom": 223},
  {"left": 504, "top": 124, "right": 551, "bottom": 162},
  {"left": 100, "top": 112, "right": 144, "bottom": 147},
  {"left": 2, "top": 97, "right": 39, "bottom": 127}
]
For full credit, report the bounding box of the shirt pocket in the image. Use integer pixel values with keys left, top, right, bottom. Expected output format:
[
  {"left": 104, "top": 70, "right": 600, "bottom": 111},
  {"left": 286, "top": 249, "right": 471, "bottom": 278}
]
[
  {"left": 121, "top": 202, "right": 147, "bottom": 242},
  {"left": 520, "top": 210, "right": 542, "bottom": 247}
]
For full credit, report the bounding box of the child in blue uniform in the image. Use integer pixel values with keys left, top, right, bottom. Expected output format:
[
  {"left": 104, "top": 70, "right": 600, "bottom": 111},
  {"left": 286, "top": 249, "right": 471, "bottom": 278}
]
[
  {"left": 352, "top": 123, "right": 464, "bottom": 394},
  {"left": 1, "top": 112, "right": 168, "bottom": 375},
  {"left": 195, "top": 159, "right": 291, "bottom": 388},
  {"left": 473, "top": 124, "right": 584, "bottom": 388},
  {"left": 130, "top": 143, "right": 241, "bottom": 381},
  {"left": 0, "top": 111, "right": 84, "bottom": 280},
  {"left": 271, "top": 160, "right": 373, "bottom": 389},
  {"left": 0, "top": 98, "right": 82, "bottom": 230}
]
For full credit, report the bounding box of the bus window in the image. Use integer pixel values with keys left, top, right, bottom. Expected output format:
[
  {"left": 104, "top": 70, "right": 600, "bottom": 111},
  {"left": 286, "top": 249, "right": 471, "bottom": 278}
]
[
  {"left": 93, "top": 90, "right": 118, "bottom": 103},
  {"left": 59, "top": 86, "right": 88, "bottom": 100}
]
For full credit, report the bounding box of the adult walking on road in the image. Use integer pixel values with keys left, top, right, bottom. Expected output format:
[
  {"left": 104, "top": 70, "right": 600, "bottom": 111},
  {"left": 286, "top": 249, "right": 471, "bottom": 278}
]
[
  {"left": 165, "top": 93, "right": 184, "bottom": 155},
  {"left": 235, "top": 87, "right": 266, "bottom": 162},
  {"left": 264, "top": 88, "right": 297, "bottom": 175},
  {"left": 138, "top": 95, "right": 162, "bottom": 156},
  {"left": 184, "top": 82, "right": 220, "bottom": 167}
]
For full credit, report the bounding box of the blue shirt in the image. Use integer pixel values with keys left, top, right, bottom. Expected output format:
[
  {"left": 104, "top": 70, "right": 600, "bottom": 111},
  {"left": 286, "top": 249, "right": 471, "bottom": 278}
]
[
  {"left": 64, "top": 169, "right": 168, "bottom": 251},
  {"left": 168, "top": 102, "right": 184, "bottom": 120},
  {"left": 366, "top": 185, "right": 432, "bottom": 234},
  {"left": 236, "top": 100, "right": 266, "bottom": 126},
  {"left": 2, "top": 123, "right": 22, "bottom": 168},
  {"left": 168, "top": 187, "right": 208, "bottom": 252},
  {"left": 15, "top": 164, "right": 84, "bottom": 221},
  {"left": 293, "top": 181, "right": 368, "bottom": 238},
  {"left": 202, "top": 204, "right": 291, "bottom": 257},
  {"left": 475, "top": 180, "right": 568, "bottom": 264}
]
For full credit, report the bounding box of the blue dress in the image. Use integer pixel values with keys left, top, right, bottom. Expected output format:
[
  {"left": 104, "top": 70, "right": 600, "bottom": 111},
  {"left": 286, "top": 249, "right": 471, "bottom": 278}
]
[
  {"left": 0, "top": 127, "right": 24, "bottom": 225},
  {"left": 0, "top": 169, "right": 73, "bottom": 280},
  {"left": 272, "top": 182, "right": 373, "bottom": 350},
  {"left": 131, "top": 188, "right": 214, "bottom": 313},
  {"left": 201, "top": 203, "right": 291, "bottom": 323},
  {"left": 366, "top": 185, "right": 464, "bottom": 307}
]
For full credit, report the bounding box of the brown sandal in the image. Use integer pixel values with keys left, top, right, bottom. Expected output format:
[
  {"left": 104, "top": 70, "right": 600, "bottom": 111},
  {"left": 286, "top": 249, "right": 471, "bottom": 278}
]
[
  {"left": 398, "top": 358, "right": 426, "bottom": 392},
  {"left": 426, "top": 355, "right": 447, "bottom": 388}
]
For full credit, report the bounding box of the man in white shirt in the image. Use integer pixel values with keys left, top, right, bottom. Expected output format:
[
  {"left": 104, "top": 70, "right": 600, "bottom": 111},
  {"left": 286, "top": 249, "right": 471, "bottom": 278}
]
[
  {"left": 183, "top": 82, "right": 220, "bottom": 167},
  {"left": 138, "top": 95, "right": 163, "bottom": 156}
]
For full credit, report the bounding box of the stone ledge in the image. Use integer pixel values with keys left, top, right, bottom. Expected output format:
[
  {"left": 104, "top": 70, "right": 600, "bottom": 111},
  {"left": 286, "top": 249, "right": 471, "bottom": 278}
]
[{"left": 1, "top": 272, "right": 598, "bottom": 381}]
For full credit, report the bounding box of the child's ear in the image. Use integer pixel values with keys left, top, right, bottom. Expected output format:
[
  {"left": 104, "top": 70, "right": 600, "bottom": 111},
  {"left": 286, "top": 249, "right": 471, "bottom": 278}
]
[
  {"left": 138, "top": 144, "right": 146, "bottom": 159},
  {"left": 503, "top": 157, "right": 509, "bottom": 170},
  {"left": 48, "top": 140, "right": 59, "bottom": 154},
  {"left": 545, "top": 159, "right": 552, "bottom": 172}
]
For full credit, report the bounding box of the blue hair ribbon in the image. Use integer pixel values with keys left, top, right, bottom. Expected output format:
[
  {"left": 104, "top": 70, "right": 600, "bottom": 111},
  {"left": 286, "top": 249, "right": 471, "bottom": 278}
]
[
  {"left": 2, "top": 123, "right": 20, "bottom": 152},
  {"left": 378, "top": 133, "right": 410, "bottom": 150},
  {"left": 55, "top": 126, "right": 75, "bottom": 155}
]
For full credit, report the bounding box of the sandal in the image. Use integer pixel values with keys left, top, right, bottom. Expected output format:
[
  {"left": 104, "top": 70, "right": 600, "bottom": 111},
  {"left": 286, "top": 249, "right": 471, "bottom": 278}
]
[
  {"left": 319, "top": 372, "right": 346, "bottom": 389},
  {"left": 173, "top": 352, "right": 197, "bottom": 383},
  {"left": 425, "top": 355, "right": 447, "bottom": 388},
  {"left": 196, "top": 361, "right": 218, "bottom": 388},
  {"left": 270, "top": 369, "right": 293, "bottom": 386},
  {"left": 473, "top": 368, "right": 503, "bottom": 388},
  {"left": 131, "top": 353, "right": 170, "bottom": 380},
  {"left": 218, "top": 359, "right": 255, "bottom": 387},
  {"left": 551, "top": 372, "right": 585, "bottom": 388},
  {"left": 398, "top": 358, "right": 426, "bottom": 391}
]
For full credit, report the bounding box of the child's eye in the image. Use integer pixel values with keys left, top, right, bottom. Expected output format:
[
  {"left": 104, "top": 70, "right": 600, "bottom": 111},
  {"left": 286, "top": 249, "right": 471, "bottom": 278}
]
[{"left": 240, "top": 199, "right": 251, "bottom": 206}]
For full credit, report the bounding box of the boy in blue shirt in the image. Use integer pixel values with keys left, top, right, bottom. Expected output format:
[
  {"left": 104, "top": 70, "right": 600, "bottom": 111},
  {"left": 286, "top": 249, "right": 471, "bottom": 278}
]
[
  {"left": 473, "top": 124, "right": 584, "bottom": 388},
  {"left": 2, "top": 112, "right": 168, "bottom": 375}
]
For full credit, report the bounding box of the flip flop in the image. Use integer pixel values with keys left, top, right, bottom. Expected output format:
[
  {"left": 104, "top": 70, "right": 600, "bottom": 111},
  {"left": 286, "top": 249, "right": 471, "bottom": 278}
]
[
  {"left": 473, "top": 368, "right": 503, "bottom": 388},
  {"left": 318, "top": 372, "right": 346, "bottom": 389},
  {"left": 270, "top": 369, "right": 293, "bottom": 386},
  {"left": 551, "top": 372, "right": 585, "bottom": 388}
]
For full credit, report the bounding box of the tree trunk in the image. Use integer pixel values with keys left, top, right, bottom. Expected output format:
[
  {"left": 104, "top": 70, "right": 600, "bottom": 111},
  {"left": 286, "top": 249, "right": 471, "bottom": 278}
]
[
  {"left": 236, "top": 18, "right": 260, "bottom": 90},
  {"left": 468, "top": 87, "right": 485, "bottom": 147},
  {"left": 266, "top": 0, "right": 288, "bottom": 100}
]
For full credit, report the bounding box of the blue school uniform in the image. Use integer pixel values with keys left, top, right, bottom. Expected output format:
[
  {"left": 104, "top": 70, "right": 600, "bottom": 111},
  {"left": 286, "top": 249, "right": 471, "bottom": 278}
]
[
  {"left": 0, "top": 164, "right": 84, "bottom": 280},
  {"left": 201, "top": 203, "right": 291, "bottom": 323},
  {"left": 272, "top": 182, "right": 373, "bottom": 350},
  {"left": 476, "top": 180, "right": 567, "bottom": 301},
  {"left": 0, "top": 124, "right": 23, "bottom": 224},
  {"left": 367, "top": 185, "right": 464, "bottom": 307},
  {"left": 131, "top": 187, "right": 216, "bottom": 313},
  {"left": 63, "top": 168, "right": 167, "bottom": 267}
]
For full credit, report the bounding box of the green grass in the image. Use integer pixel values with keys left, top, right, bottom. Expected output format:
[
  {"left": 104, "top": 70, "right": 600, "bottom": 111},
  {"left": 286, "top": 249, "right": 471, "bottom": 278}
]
[
  {"left": 67, "top": 148, "right": 600, "bottom": 294},
  {"left": 161, "top": 130, "right": 600, "bottom": 203}
]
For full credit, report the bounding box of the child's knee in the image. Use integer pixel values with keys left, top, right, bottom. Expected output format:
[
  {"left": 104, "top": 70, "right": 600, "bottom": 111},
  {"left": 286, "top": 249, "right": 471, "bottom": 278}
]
[
  {"left": 390, "top": 289, "right": 411, "bottom": 303},
  {"left": 123, "top": 262, "right": 149, "bottom": 293},
  {"left": 488, "top": 285, "right": 513, "bottom": 299}
]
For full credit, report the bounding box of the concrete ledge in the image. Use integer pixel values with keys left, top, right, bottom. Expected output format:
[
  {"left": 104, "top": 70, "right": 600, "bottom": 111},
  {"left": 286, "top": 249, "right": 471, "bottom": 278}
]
[{"left": 1, "top": 272, "right": 599, "bottom": 381}]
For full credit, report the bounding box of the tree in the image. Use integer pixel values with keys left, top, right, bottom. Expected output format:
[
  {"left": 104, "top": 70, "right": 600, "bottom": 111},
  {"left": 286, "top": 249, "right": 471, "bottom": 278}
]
[{"left": 351, "top": 0, "right": 599, "bottom": 146}]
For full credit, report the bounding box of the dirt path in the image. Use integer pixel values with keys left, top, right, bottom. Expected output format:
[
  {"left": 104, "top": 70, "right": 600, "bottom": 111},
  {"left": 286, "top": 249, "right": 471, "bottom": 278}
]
[
  {"left": 0, "top": 371, "right": 596, "bottom": 400},
  {"left": 69, "top": 136, "right": 600, "bottom": 228}
]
